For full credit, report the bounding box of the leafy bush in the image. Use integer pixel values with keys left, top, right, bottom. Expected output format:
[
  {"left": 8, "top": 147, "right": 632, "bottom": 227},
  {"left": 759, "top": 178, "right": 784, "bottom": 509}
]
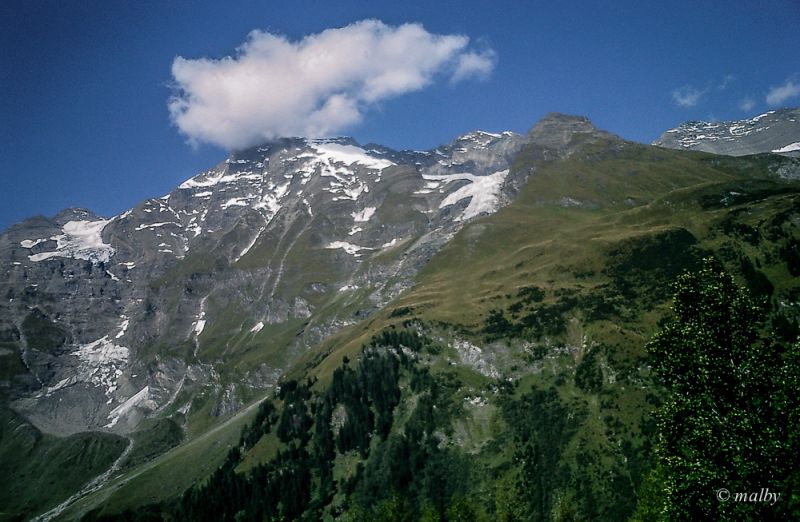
[{"left": 645, "top": 259, "right": 800, "bottom": 520}]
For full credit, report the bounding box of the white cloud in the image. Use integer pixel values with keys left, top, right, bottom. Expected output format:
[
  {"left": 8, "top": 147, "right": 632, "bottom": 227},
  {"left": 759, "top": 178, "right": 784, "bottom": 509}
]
[
  {"left": 766, "top": 78, "right": 800, "bottom": 106},
  {"left": 168, "top": 20, "right": 496, "bottom": 150},
  {"left": 738, "top": 97, "right": 756, "bottom": 113},
  {"left": 671, "top": 85, "right": 706, "bottom": 108},
  {"left": 451, "top": 49, "right": 497, "bottom": 83},
  {"left": 718, "top": 74, "right": 735, "bottom": 90}
]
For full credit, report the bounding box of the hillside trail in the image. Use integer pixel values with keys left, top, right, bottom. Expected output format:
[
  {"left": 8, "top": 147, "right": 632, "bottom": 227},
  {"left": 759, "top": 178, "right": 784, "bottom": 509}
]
[
  {"left": 31, "top": 437, "right": 135, "bottom": 522},
  {"left": 51, "top": 396, "right": 267, "bottom": 521}
]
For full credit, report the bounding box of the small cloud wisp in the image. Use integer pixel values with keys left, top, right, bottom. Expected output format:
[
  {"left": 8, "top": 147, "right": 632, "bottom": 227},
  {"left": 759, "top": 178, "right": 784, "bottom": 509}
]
[
  {"left": 671, "top": 85, "right": 706, "bottom": 108},
  {"left": 766, "top": 77, "right": 800, "bottom": 107},
  {"left": 738, "top": 97, "right": 756, "bottom": 113}
]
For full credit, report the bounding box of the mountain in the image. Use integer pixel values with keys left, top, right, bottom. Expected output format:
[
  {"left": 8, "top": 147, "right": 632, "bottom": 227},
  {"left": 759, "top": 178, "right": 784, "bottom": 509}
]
[
  {"left": 2, "top": 111, "right": 799, "bottom": 521},
  {"left": 1, "top": 129, "right": 540, "bottom": 435},
  {"left": 653, "top": 107, "right": 800, "bottom": 157}
]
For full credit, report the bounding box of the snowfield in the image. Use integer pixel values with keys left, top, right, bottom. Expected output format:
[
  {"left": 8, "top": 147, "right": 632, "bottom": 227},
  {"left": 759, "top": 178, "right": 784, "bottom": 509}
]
[
  {"left": 423, "top": 170, "right": 510, "bottom": 221},
  {"left": 23, "top": 219, "right": 115, "bottom": 263}
]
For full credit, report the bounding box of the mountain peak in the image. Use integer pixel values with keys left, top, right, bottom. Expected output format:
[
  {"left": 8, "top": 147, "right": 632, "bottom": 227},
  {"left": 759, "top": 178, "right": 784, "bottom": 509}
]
[
  {"left": 538, "top": 112, "right": 593, "bottom": 124},
  {"left": 527, "top": 113, "right": 613, "bottom": 149},
  {"left": 52, "top": 207, "right": 105, "bottom": 225},
  {"left": 308, "top": 136, "right": 359, "bottom": 146},
  {"left": 529, "top": 113, "right": 596, "bottom": 133}
]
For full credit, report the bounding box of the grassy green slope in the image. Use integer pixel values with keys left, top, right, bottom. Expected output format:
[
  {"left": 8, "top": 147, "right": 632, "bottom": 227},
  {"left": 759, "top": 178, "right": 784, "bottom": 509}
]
[
  {"left": 0, "top": 406, "right": 127, "bottom": 522},
  {"left": 396, "top": 142, "right": 780, "bottom": 325},
  {"left": 57, "top": 395, "right": 265, "bottom": 520},
  {"left": 297, "top": 141, "right": 798, "bottom": 382}
]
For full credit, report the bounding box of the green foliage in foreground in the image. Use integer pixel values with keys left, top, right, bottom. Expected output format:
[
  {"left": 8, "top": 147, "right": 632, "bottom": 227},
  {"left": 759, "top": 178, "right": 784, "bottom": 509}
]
[{"left": 637, "top": 259, "right": 800, "bottom": 521}]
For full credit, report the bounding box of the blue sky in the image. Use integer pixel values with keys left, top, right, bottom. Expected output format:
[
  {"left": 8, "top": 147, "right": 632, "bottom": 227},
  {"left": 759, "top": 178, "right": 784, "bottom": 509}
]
[{"left": 2, "top": 0, "right": 799, "bottom": 230}]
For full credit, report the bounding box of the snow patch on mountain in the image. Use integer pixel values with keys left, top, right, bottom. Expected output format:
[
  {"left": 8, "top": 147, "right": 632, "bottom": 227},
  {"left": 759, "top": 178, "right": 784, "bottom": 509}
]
[
  {"left": 751, "top": 111, "right": 776, "bottom": 123},
  {"left": 221, "top": 197, "right": 250, "bottom": 209},
  {"left": 187, "top": 217, "right": 203, "bottom": 238},
  {"left": 41, "top": 376, "right": 76, "bottom": 397},
  {"left": 326, "top": 241, "right": 372, "bottom": 256},
  {"left": 310, "top": 143, "right": 394, "bottom": 171},
  {"left": 20, "top": 238, "right": 48, "bottom": 248},
  {"left": 236, "top": 225, "right": 266, "bottom": 262},
  {"left": 352, "top": 207, "right": 377, "bottom": 222},
  {"left": 179, "top": 169, "right": 262, "bottom": 190},
  {"left": 115, "top": 317, "right": 129, "bottom": 339},
  {"left": 24, "top": 220, "right": 115, "bottom": 264},
  {"left": 72, "top": 336, "right": 130, "bottom": 397},
  {"left": 194, "top": 319, "right": 206, "bottom": 335},
  {"left": 193, "top": 298, "right": 208, "bottom": 337},
  {"left": 773, "top": 141, "right": 800, "bottom": 153},
  {"left": 250, "top": 321, "right": 264, "bottom": 334},
  {"left": 105, "top": 386, "right": 157, "bottom": 428},
  {"left": 253, "top": 181, "right": 290, "bottom": 216},
  {"left": 134, "top": 222, "right": 180, "bottom": 231},
  {"left": 428, "top": 170, "right": 510, "bottom": 220},
  {"left": 296, "top": 143, "right": 395, "bottom": 202}
]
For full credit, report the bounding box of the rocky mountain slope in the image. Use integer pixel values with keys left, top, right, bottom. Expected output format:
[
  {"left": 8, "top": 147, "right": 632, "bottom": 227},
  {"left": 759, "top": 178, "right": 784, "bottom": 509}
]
[
  {"left": 653, "top": 107, "right": 800, "bottom": 157},
  {"left": 2, "top": 111, "right": 799, "bottom": 521},
  {"left": 2, "top": 120, "right": 602, "bottom": 438}
]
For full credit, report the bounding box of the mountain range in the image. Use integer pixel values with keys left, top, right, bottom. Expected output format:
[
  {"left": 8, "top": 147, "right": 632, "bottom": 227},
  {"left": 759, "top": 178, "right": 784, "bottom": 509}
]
[
  {"left": 653, "top": 107, "right": 800, "bottom": 157},
  {"left": 1, "top": 109, "right": 799, "bottom": 521}
]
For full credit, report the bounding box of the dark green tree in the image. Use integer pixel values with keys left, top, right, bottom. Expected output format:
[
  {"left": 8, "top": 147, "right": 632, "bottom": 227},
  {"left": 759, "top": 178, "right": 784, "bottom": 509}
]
[{"left": 646, "top": 259, "right": 800, "bottom": 520}]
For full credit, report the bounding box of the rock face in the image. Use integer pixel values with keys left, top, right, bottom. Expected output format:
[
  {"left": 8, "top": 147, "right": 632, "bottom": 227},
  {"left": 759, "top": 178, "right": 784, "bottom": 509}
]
[
  {"left": 527, "top": 113, "right": 617, "bottom": 150},
  {"left": 653, "top": 107, "right": 800, "bottom": 157}
]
